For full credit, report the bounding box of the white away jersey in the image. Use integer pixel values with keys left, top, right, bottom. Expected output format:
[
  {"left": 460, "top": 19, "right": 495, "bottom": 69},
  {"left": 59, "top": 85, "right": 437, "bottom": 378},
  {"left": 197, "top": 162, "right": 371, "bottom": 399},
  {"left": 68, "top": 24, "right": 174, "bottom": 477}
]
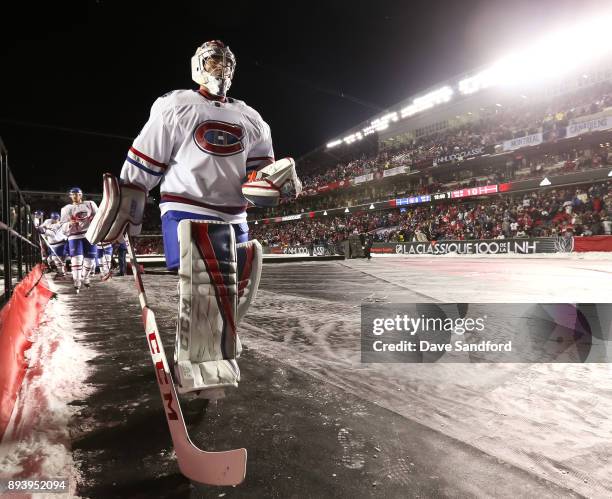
[
  {"left": 60, "top": 201, "right": 98, "bottom": 240},
  {"left": 120, "top": 89, "right": 274, "bottom": 223},
  {"left": 39, "top": 219, "right": 68, "bottom": 245}
]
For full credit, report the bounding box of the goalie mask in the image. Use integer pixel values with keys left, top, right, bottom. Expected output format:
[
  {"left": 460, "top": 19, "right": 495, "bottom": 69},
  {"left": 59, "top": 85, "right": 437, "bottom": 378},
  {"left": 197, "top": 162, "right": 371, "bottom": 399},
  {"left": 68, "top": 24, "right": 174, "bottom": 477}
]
[{"left": 191, "top": 40, "right": 236, "bottom": 97}]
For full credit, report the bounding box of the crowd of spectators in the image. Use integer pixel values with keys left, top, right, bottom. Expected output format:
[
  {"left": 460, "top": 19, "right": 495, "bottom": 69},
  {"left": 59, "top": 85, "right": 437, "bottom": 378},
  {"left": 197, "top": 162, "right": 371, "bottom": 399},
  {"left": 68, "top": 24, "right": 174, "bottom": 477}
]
[
  {"left": 301, "top": 148, "right": 413, "bottom": 190},
  {"left": 297, "top": 82, "right": 612, "bottom": 191},
  {"left": 259, "top": 145, "right": 612, "bottom": 219},
  {"left": 132, "top": 236, "right": 164, "bottom": 254},
  {"left": 250, "top": 182, "right": 612, "bottom": 247}
]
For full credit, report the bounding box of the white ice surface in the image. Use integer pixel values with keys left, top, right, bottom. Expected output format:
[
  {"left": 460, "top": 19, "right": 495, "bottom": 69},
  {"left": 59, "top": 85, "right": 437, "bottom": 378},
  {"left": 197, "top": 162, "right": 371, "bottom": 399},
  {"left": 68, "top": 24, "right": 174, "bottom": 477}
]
[
  {"left": 240, "top": 254, "right": 612, "bottom": 497},
  {"left": 0, "top": 279, "right": 96, "bottom": 498}
]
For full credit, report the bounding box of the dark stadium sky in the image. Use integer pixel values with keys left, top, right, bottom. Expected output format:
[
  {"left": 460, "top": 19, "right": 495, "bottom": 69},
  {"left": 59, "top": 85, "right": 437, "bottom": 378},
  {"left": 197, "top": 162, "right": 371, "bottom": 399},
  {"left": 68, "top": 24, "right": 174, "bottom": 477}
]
[{"left": 0, "top": 0, "right": 609, "bottom": 192}]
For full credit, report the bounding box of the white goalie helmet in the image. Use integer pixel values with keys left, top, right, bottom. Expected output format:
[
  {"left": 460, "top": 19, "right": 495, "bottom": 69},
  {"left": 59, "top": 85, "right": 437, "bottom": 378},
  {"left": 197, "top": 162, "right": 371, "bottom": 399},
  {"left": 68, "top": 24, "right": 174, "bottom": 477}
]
[{"left": 191, "top": 40, "right": 236, "bottom": 97}]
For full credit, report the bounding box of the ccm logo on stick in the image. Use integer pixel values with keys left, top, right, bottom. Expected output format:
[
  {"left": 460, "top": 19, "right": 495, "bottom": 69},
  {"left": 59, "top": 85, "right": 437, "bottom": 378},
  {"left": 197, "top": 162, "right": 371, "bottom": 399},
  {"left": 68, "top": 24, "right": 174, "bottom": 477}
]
[{"left": 155, "top": 360, "right": 178, "bottom": 421}]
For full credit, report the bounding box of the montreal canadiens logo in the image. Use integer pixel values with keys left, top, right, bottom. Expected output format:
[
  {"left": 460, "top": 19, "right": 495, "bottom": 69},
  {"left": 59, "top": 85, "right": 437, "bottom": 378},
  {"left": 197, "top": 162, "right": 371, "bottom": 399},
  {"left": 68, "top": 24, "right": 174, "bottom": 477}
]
[
  {"left": 73, "top": 211, "right": 89, "bottom": 221},
  {"left": 193, "top": 120, "right": 244, "bottom": 156}
]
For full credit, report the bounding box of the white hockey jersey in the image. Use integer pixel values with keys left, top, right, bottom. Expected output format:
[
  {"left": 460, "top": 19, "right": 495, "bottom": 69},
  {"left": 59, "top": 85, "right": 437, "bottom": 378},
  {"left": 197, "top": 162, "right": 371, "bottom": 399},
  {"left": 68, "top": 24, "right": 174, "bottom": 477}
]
[
  {"left": 39, "top": 218, "right": 68, "bottom": 245},
  {"left": 120, "top": 89, "right": 275, "bottom": 223},
  {"left": 60, "top": 201, "right": 98, "bottom": 240}
]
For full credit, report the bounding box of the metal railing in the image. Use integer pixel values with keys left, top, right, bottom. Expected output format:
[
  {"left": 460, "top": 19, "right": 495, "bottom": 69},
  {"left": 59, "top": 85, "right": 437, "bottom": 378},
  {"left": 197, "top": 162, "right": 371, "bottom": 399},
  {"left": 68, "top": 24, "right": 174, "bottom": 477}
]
[{"left": 0, "top": 137, "right": 41, "bottom": 303}]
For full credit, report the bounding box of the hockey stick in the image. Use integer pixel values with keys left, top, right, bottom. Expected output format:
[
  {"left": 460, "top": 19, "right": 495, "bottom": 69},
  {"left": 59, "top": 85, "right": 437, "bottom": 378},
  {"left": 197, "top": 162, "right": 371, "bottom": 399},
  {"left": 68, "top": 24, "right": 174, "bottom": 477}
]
[
  {"left": 39, "top": 232, "right": 69, "bottom": 272},
  {"left": 39, "top": 233, "right": 61, "bottom": 259},
  {"left": 124, "top": 234, "right": 247, "bottom": 486}
]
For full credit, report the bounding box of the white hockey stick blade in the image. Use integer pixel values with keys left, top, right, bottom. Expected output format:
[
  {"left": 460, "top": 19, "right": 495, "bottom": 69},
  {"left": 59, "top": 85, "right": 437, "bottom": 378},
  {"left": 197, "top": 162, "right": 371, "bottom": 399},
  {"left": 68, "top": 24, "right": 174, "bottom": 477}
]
[{"left": 125, "top": 235, "right": 247, "bottom": 486}]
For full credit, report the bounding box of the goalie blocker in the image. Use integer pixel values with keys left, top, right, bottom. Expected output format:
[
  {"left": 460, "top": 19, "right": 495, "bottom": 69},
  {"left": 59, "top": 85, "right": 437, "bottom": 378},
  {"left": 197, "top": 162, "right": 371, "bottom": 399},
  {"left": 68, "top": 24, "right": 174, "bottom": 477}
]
[{"left": 86, "top": 173, "right": 146, "bottom": 244}]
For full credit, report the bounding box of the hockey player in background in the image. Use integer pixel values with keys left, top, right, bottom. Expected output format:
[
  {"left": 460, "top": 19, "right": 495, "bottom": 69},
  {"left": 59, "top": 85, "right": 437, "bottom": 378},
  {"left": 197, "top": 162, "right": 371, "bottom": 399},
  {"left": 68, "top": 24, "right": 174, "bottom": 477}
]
[
  {"left": 33, "top": 210, "right": 45, "bottom": 228},
  {"left": 87, "top": 40, "right": 301, "bottom": 398},
  {"left": 61, "top": 187, "right": 99, "bottom": 293},
  {"left": 33, "top": 210, "right": 52, "bottom": 266},
  {"left": 38, "top": 211, "right": 68, "bottom": 277},
  {"left": 96, "top": 244, "right": 114, "bottom": 281},
  {"left": 114, "top": 240, "right": 127, "bottom": 276}
]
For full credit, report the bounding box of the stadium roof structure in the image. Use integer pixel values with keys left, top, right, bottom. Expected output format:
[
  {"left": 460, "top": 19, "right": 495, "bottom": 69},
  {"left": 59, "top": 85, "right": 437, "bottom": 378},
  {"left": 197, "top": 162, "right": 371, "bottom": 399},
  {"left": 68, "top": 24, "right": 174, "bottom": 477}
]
[{"left": 298, "top": 12, "right": 612, "bottom": 171}]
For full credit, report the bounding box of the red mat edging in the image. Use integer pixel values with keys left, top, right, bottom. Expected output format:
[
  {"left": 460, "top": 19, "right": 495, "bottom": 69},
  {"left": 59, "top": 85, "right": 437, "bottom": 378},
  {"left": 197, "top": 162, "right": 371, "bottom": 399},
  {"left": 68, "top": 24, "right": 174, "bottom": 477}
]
[{"left": 0, "top": 265, "right": 54, "bottom": 441}]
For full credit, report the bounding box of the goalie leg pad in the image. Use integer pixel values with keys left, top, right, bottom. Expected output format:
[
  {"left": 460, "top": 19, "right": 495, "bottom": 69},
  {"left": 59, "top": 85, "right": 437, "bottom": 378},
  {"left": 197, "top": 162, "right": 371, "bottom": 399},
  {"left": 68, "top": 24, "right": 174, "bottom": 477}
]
[
  {"left": 231, "top": 239, "right": 263, "bottom": 359},
  {"left": 174, "top": 220, "right": 240, "bottom": 394},
  {"left": 236, "top": 239, "right": 262, "bottom": 324},
  {"left": 86, "top": 173, "right": 146, "bottom": 244},
  {"left": 162, "top": 213, "right": 249, "bottom": 270}
]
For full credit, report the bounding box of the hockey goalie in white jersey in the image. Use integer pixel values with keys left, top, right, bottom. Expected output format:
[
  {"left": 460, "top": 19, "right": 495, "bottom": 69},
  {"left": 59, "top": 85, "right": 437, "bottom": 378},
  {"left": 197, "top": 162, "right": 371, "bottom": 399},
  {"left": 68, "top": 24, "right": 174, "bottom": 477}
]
[{"left": 87, "top": 40, "right": 301, "bottom": 398}]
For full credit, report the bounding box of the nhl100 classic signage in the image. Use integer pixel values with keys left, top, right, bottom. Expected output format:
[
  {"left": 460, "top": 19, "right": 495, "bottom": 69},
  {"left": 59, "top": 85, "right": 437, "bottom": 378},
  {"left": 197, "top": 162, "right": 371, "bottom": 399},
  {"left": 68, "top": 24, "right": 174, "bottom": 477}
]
[
  {"left": 371, "top": 237, "right": 560, "bottom": 255},
  {"left": 265, "top": 245, "right": 332, "bottom": 256}
]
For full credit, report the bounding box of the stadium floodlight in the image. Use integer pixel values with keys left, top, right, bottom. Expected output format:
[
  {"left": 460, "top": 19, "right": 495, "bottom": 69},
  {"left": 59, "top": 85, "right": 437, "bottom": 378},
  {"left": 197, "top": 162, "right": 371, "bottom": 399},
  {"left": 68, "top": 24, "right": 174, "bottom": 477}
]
[
  {"left": 458, "top": 67, "right": 498, "bottom": 95},
  {"left": 342, "top": 131, "right": 366, "bottom": 145},
  {"left": 362, "top": 125, "right": 376, "bottom": 136},
  {"left": 369, "top": 112, "right": 399, "bottom": 133},
  {"left": 375, "top": 122, "right": 389, "bottom": 131},
  {"left": 540, "top": 177, "right": 552, "bottom": 186},
  {"left": 327, "top": 10, "right": 612, "bottom": 150},
  {"left": 459, "top": 11, "right": 612, "bottom": 95},
  {"left": 400, "top": 86, "right": 453, "bottom": 118},
  {"left": 373, "top": 113, "right": 396, "bottom": 125},
  {"left": 326, "top": 139, "right": 342, "bottom": 149}
]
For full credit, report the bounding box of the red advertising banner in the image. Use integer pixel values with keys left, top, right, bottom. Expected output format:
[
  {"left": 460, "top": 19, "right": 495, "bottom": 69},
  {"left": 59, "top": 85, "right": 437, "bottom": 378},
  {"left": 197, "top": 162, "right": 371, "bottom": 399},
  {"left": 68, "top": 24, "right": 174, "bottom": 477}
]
[
  {"left": 451, "top": 184, "right": 499, "bottom": 199},
  {"left": 304, "top": 179, "right": 353, "bottom": 197},
  {"left": 318, "top": 180, "right": 350, "bottom": 193},
  {"left": 573, "top": 235, "right": 612, "bottom": 252}
]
